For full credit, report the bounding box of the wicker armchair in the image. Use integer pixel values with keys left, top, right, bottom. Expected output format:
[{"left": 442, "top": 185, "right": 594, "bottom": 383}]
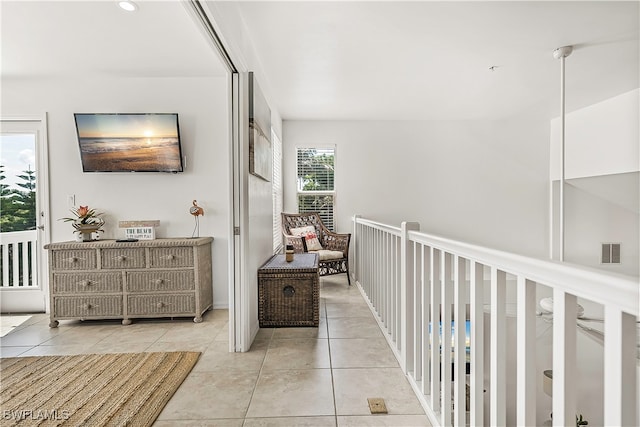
[{"left": 282, "top": 212, "right": 351, "bottom": 285}]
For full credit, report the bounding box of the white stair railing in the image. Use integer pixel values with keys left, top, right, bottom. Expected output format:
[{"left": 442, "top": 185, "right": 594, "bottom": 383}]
[{"left": 352, "top": 215, "right": 638, "bottom": 427}]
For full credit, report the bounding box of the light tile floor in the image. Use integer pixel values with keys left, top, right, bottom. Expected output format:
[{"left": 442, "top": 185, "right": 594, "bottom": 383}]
[{"left": 0, "top": 275, "right": 430, "bottom": 426}]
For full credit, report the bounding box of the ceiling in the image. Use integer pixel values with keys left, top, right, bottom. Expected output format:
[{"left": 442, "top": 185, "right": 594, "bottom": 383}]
[
  {"left": 0, "top": 0, "right": 226, "bottom": 79},
  {"left": 2, "top": 1, "right": 638, "bottom": 121}
]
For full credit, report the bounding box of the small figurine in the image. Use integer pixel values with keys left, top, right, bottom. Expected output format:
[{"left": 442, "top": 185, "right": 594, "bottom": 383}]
[
  {"left": 189, "top": 200, "right": 204, "bottom": 238},
  {"left": 189, "top": 200, "right": 204, "bottom": 216}
]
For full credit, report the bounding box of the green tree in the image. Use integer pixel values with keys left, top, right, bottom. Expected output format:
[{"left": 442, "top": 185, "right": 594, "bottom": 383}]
[
  {"left": 297, "top": 149, "right": 334, "bottom": 191},
  {"left": 0, "top": 165, "right": 10, "bottom": 197},
  {"left": 0, "top": 165, "right": 36, "bottom": 232},
  {"left": 12, "top": 166, "right": 37, "bottom": 230},
  {"left": 0, "top": 165, "right": 20, "bottom": 232}
]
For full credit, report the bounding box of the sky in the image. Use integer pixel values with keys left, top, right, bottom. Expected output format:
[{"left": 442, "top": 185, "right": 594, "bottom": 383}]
[
  {"left": 0, "top": 134, "right": 36, "bottom": 190},
  {"left": 75, "top": 113, "right": 179, "bottom": 139}
]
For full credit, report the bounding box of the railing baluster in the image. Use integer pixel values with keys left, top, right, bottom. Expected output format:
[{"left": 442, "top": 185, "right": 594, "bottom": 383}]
[
  {"left": 470, "top": 261, "right": 484, "bottom": 426},
  {"left": 382, "top": 231, "right": 387, "bottom": 327},
  {"left": 377, "top": 229, "right": 381, "bottom": 310},
  {"left": 367, "top": 226, "right": 372, "bottom": 296},
  {"left": 552, "top": 289, "right": 577, "bottom": 427},
  {"left": 421, "top": 245, "right": 431, "bottom": 395},
  {"left": 414, "top": 242, "right": 422, "bottom": 382},
  {"left": 352, "top": 215, "right": 359, "bottom": 284},
  {"left": 430, "top": 247, "right": 442, "bottom": 413},
  {"left": 401, "top": 222, "right": 420, "bottom": 373},
  {"left": 517, "top": 275, "right": 536, "bottom": 426},
  {"left": 2, "top": 241, "right": 8, "bottom": 287},
  {"left": 21, "top": 242, "right": 28, "bottom": 286},
  {"left": 490, "top": 267, "right": 506, "bottom": 426},
  {"left": 453, "top": 255, "right": 467, "bottom": 426},
  {"left": 391, "top": 237, "right": 400, "bottom": 347},
  {"left": 389, "top": 234, "right": 395, "bottom": 342},
  {"left": 604, "top": 307, "right": 637, "bottom": 425},
  {"left": 30, "top": 240, "right": 37, "bottom": 287},
  {"left": 441, "top": 252, "right": 453, "bottom": 426},
  {"left": 373, "top": 230, "right": 378, "bottom": 314},
  {"left": 12, "top": 242, "right": 20, "bottom": 286}
]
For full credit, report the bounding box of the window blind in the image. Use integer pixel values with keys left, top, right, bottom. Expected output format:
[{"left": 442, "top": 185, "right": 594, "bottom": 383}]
[{"left": 296, "top": 147, "right": 335, "bottom": 231}]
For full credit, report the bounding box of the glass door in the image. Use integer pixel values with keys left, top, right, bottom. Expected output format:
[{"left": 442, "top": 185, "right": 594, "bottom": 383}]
[{"left": 1, "top": 118, "right": 49, "bottom": 313}]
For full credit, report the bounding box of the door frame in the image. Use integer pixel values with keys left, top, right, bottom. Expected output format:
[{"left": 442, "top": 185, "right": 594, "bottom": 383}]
[
  {"left": 0, "top": 114, "right": 51, "bottom": 313},
  {"left": 184, "top": 0, "right": 251, "bottom": 351}
]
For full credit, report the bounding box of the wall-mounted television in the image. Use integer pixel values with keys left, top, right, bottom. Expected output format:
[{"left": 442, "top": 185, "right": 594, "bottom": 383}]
[{"left": 74, "top": 113, "right": 184, "bottom": 173}]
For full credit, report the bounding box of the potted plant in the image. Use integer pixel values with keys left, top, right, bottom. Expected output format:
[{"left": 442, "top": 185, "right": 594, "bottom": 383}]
[{"left": 60, "top": 205, "right": 105, "bottom": 242}]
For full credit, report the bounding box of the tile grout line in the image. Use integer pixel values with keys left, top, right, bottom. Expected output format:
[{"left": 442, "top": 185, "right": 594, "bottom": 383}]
[
  {"left": 241, "top": 324, "right": 272, "bottom": 425},
  {"left": 324, "top": 297, "right": 340, "bottom": 427}
]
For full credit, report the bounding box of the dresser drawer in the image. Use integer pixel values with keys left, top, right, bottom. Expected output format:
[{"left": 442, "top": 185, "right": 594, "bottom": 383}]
[
  {"left": 54, "top": 296, "right": 122, "bottom": 317},
  {"left": 149, "top": 247, "right": 193, "bottom": 268},
  {"left": 53, "top": 272, "right": 122, "bottom": 294},
  {"left": 51, "top": 250, "right": 96, "bottom": 270},
  {"left": 127, "top": 270, "right": 194, "bottom": 293},
  {"left": 101, "top": 248, "right": 145, "bottom": 269},
  {"left": 127, "top": 294, "right": 195, "bottom": 315}
]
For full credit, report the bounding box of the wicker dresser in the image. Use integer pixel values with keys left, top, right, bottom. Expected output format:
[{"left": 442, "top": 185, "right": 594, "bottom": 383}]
[
  {"left": 258, "top": 253, "right": 319, "bottom": 327},
  {"left": 45, "top": 237, "right": 213, "bottom": 327}
]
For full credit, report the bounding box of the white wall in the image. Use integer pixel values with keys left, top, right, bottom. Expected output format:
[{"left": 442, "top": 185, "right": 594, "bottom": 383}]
[
  {"left": 564, "top": 182, "right": 639, "bottom": 276},
  {"left": 243, "top": 74, "right": 275, "bottom": 345},
  {"left": 550, "top": 89, "right": 639, "bottom": 180},
  {"left": 550, "top": 89, "right": 640, "bottom": 275},
  {"left": 283, "top": 119, "right": 550, "bottom": 258},
  {"left": 203, "top": 2, "right": 283, "bottom": 349},
  {"left": 2, "top": 75, "right": 231, "bottom": 308}
]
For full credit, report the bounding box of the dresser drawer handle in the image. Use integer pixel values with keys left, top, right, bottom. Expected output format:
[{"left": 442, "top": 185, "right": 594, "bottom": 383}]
[
  {"left": 156, "top": 302, "right": 165, "bottom": 309},
  {"left": 117, "top": 255, "right": 127, "bottom": 262},
  {"left": 155, "top": 279, "right": 164, "bottom": 286},
  {"left": 166, "top": 254, "right": 176, "bottom": 261},
  {"left": 81, "top": 280, "right": 92, "bottom": 287},
  {"left": 70, "top": 257, "right": 78, "bottom": 263},
  {"left": 82, "top": 303, "right": 93, "bottom": 310}
]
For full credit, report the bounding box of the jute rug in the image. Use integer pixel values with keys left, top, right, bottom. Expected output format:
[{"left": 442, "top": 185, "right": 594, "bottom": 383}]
[{"left": 0, "top": 351, "right": 200, "bottom": 427}]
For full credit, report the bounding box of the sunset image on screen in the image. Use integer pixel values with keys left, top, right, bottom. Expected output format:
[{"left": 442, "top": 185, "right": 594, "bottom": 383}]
[{"left": 75, "top": 113, "right": 182, "bottom": 172}]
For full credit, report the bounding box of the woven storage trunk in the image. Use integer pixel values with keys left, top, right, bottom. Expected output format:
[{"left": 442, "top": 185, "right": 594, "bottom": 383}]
[{"left": 258, "top": 253, "right": 319, "bottom": 327}]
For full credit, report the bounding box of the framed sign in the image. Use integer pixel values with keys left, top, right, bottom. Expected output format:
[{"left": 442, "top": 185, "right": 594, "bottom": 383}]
[{"left": 119, "top": 220, "right": 160, "bottom": 240}]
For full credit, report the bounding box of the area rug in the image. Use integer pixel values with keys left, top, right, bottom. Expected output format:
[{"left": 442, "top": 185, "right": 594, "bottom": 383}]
[{"left": 0, "top": 351, "right": 200, "bottom": 426}]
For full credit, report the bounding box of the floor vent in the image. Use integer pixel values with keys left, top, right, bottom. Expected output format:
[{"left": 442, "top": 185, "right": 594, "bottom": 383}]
[
  {"left": 367, "top": 398, "right": 388, "bottom": 414},
  {"left": 601, "top": 243, "right": 621, "bottom": 264}
]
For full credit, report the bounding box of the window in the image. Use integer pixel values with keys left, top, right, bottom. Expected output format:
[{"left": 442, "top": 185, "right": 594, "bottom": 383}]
[
  {"left": 272, "top": 131, "right": 283, "bottom": 252},
  {"left": 296, "top": 147, "right": 335, "bottom": 231}
]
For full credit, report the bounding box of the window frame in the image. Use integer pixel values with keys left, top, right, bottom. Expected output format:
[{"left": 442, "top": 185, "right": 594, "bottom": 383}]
[{"left": 295, "top": 145, "right": 336, "bottom": 231}]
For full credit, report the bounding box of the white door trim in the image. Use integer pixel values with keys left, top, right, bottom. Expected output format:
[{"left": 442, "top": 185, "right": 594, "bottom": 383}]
[{"left": 0, "top": 114, "right": 51, "bottom": 313}]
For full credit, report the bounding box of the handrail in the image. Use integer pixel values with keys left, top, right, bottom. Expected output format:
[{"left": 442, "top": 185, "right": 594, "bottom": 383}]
[
  {"left": 407, "top": 229, "right": 638, "bottom": 316},
  {"left": 353, "top": 216, "right": 402, "bottom": 235}
]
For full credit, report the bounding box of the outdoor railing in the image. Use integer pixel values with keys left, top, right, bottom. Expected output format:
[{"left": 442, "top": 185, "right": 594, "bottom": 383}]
[
  {"left": 1, "top": 230, "right": 38, "bottom": 288},
  {"left": 352, "top": 215, "right": 638, "bottom": 426}
]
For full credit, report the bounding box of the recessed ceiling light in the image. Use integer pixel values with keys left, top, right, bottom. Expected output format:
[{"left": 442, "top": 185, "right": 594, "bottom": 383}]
[{"left": 118, "top": 1, "right": 138, "bottom": 12}]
